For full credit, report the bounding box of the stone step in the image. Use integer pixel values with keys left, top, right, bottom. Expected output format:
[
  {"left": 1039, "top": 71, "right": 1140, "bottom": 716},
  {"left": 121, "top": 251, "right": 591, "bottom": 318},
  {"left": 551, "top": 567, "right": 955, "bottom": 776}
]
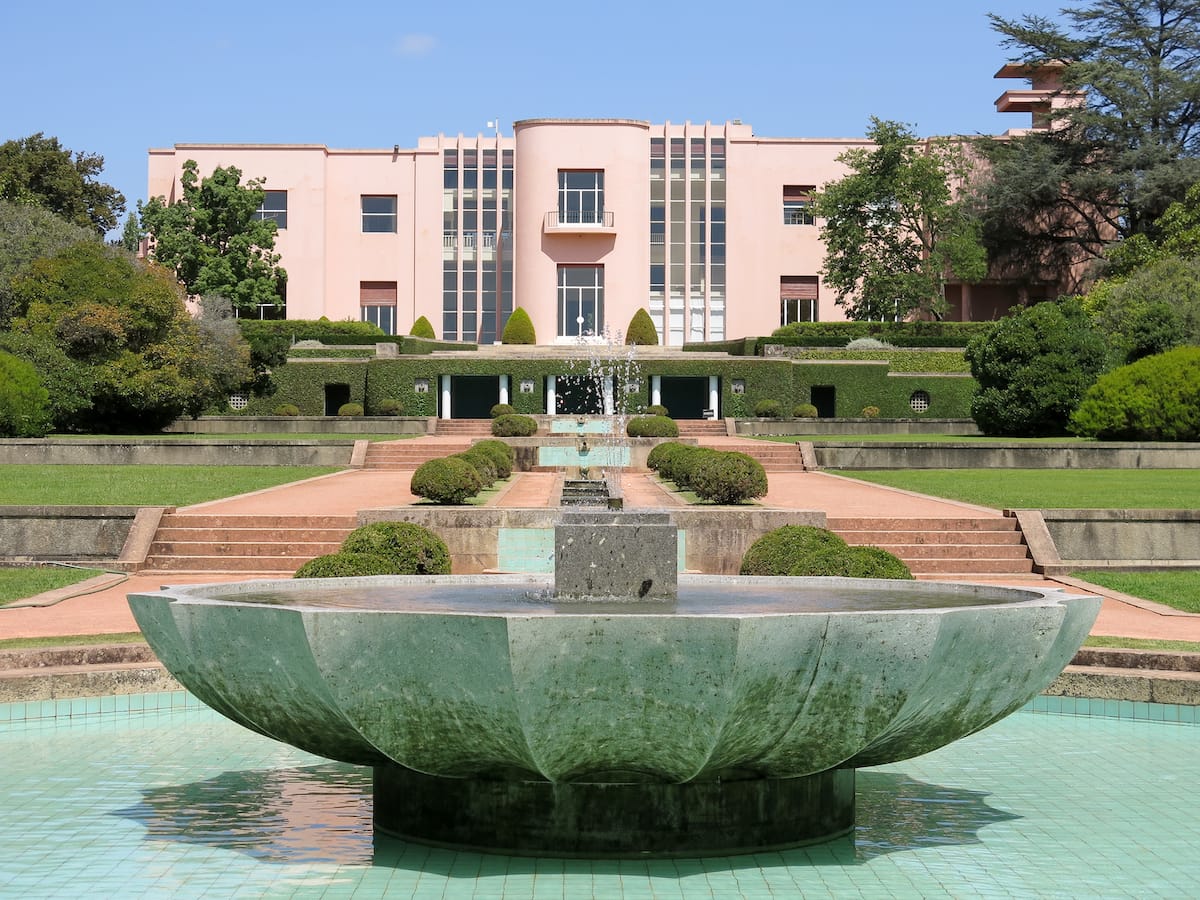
[
  {"left": 905, "top": 557, "right": 1034, "bottom": 575},
  {"left": 828, "top": 517, "right": 1017, "bottom": 532},
  {"left": 147, "top": 541, "right": 343, "bottom": 558},
  {"left": 140, "top": 555, "right": 309, "bottom": 573},
  {"left": 154, "top": 527, "right": 353, "bottom": 543},
  {"left": 849, "top": 542, "right": 1031, "bottom": 560},
  {"left": 156, "top": 514, "right": 357, "bottom": 529},
  {"left": 834, "top": 529, "right": 1025, "bottom": 545}
]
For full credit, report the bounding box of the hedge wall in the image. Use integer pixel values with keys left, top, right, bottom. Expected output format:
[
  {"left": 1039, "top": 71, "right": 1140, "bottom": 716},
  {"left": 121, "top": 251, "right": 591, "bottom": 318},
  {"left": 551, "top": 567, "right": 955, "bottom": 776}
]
[
  {"left": 792, "top": 362, "right": 975, "bottom": 417},
  {"left": 765, "top": 321, "right": 995, "bottom": 349}
]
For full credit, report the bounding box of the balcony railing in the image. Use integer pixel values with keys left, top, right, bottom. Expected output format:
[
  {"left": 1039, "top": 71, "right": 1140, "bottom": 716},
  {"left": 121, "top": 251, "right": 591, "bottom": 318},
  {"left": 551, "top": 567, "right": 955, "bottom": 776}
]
[{"left": 545, "top": 210, "right": 615, "bottom": 231}]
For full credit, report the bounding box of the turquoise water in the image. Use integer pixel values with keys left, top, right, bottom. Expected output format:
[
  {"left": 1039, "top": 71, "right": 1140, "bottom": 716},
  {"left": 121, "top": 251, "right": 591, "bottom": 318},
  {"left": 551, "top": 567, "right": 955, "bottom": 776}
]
[
  {"left": 1, "top": 694, "right": 1197, "bottom": 898},
  {"left": 537, "top": 446, "right": 630, "bottom": 468}
]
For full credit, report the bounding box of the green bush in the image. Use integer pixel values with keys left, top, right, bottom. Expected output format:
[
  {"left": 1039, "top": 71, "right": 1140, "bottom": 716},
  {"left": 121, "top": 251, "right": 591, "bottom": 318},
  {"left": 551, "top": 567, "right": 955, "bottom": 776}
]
[
  {"left": 272, "top": 404, "right": 300, "bottom": 416},
  {"left": 740, "top": 526, "right": 849, "bottom": 575},
  {"left": 375, "top": 398, "right": 403, "bottom": 416},
  {"left": 410, "top": 316, "right": 436, "bottom": 339},
  {"left": 410, "top": 456, "right": 484, "bottom": 504},
  {"left": 337, "top": 402, "right": 364, "bottom": 417},
  {"left": 861, "top": 406, "right": 880, "bottom": 418},
  {"left": 501, "top": 306, "right": 536, "bottom": 344},
  {"left": 339, "top": 521, "right": 452, "bottom": 574},
  {"left": 626, "top": 415, "right": 679, "bottom": 438},
  {"left": 753, "top": 399, "right": 782, "bottom": 418},
  {"left": 644, "top": 404, "right": 670, "bottom": 417},
  {"left": 490, "top": 403, "right": 515, "bottom": 418},
  {"left": 1069, "top": 346, "right": 1200, "bottom": 440},
  {"left": 471, "top": 438, "right": 515, "bottom": 478},
  {"left": 839, "top": 546, "right": 913, "bottom": 579},
  {"left": 689, "top": 451, "right": 768, "bottom": 504},
  {"left": 792, "top": 403, "right": 818, "bottom": 418},
  {"left": 492, "top": 413, "right": 538, "bottom": 437},
  {"left": 456, "top": 448, "right": 499, "bottom": 487},
  {"left": 846, "top": 337, "right": 896, "bottom": 351},
  {"left": 646, "top": 441, "right": 691, "bottom": 482},
  {"left": 625, "top": 308, "right": 659, "bottom": 345},
  {"left": 294, "top": 551, "right": 401, "bottom": 578},
  {"left": 0, "top": 351, "right": 51, "bottom": 437}
]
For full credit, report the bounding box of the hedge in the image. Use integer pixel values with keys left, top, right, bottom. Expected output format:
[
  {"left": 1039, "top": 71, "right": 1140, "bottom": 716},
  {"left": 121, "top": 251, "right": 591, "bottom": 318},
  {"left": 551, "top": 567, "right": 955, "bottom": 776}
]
[
  {"left": 626, "top": 415, "right": 678, "bottom": 437},
  {"left": 646, "top": 442, "right": 767, "bottom": 504},
  {"left": 1070, "top": 346, "right": 1200, "bottom": 441},
  {"left": 492, "top": 414, "right": 538, "bottom": 436},
  {"left": 339, "top": 522, "right": 452, "bottom": 574},
  {"left": 410, "top": 457, "right": 484, "bottom": 504},
  {"left": 766, "top": 321, "right": 994, "bottom": 348},
  {"left": 739, "top": 526, "right": 912, "bottom": 579},
  {"left": 294, "top": 551, "right": 402, "bottom": 578}
]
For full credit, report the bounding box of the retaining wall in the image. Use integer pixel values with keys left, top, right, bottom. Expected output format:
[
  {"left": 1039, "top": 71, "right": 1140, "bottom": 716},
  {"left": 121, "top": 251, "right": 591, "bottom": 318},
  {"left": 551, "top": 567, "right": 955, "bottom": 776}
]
[
  {"left": 162, "top": 416, "right": 431, "bottom": 435},
  {"left": 0, "top": 440, "right": 356, "bottom": 467},
  {"left": 811, "top": 442, "right": 1200, "bottom": 469},
  {"left": 1012, "top": 509, "right": 1200, "bottom": 574},
  {"left": 737, "top": 419, "right": 982, "bottom": 437},
  {"left": 0, "top": 506, "right": 142, "bottom": 562}
]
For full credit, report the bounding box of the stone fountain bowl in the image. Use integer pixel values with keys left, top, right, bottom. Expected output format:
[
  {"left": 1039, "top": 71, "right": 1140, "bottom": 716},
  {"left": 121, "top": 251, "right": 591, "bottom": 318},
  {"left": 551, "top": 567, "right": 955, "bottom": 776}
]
[{"left": 128, "top": 575, "right": 1099, "bottom": 855}]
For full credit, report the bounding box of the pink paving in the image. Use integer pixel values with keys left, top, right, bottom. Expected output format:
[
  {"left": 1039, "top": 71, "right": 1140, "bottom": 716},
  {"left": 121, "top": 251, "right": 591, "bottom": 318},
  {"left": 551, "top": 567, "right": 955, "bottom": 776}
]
[{"left": 3, "top": 444, "right": 1198, "bottom": 642}]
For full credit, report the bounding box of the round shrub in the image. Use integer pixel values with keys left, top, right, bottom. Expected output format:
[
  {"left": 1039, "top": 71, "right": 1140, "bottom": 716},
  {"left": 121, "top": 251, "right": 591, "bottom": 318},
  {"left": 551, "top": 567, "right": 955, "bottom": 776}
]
[
  {"left": 294, "top": 551, "right": 399, "bottom": 578},
  {"left": 626, "top": 415, "right": 679, "bottom": 438},
  {"left": 491, "top": 413, "right": 538, "bottom": 437},
  {"left": 375, "top": 398, "right": 403, "bottom": 416},
  {"left": 490, "top": 403, "right": 515, "bottom": 418},
  {"left": 272, "top": 403, "right": 300, "bottom": 416},
  {"left": 792, "top": 403, "right": 818, "bottom": 418},
  {"left": 410, "top": 456, "right": 484, "bottom": 504},
  {"left": 689, "top": 451, "right": 768, "bottom": 504},
  {"left": 625, "top": 307, "right": 660, "bottom": 345},
  {"left": 644, "top": 404, "right": 670, "bottom": 417},
  {"left": 472, "top": 438, "right": 515, "bottom": 478},
  {"left": 1069, "top": 346, "right": 1200, "bottom": 440},
  {"left": 753, "top": 399, "right": 782, "bottom": 418},
  {"left": 646, "top": 441, "right": 691, "bottom": 482},
  {"left": 861, "top": 406, "right": 880, "bottom": 418},
  {"left": 456, "top": 448, "right": 498, "bottom": 487},
  {"left": 409, "top": 316, "right": 436, "bottom": 339},
  {"left": 339, "top": 521, "right": 452, "bottom": 573},
  {"left": 337, "top": 402, "right": 364, "bottom": 417},
  {"left": 0, "top": 351, "right": 51, "bottom": 437},
  {"left": 501, "top": 306, "right": 536, "bottom": 344},
  {"left": 845, "top": 337, "right": 897, "bottom": 351},
  {"left": 839, "top": 546, "right": 913, "bottom": 580},
  {"left": 740, "top": 526, "right": 849, "bottom": 575}
]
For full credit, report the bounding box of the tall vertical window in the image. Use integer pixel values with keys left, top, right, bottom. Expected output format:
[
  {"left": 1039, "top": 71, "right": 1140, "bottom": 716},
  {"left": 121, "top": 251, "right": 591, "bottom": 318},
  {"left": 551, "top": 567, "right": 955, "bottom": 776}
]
[
  {"left": 781, "top": 276, "right": 819, "bottom": 324},
  {"left": 362, "top": 195, "right": 397, "bottom": 233},
  {"left": 558, "top": 171, "right": 604, "bottom": 225},
  {"left": 558, "top": 266, "right": 604, "bottom": 337},
  {"left": 783, "top": 185, "right": 815, "bottom": 225},
  {"left": 254, "top": 190, "right": 287, "bottom": 229},
  {"left": 360, "top": 281, "right": 398, "bottom": 334}
]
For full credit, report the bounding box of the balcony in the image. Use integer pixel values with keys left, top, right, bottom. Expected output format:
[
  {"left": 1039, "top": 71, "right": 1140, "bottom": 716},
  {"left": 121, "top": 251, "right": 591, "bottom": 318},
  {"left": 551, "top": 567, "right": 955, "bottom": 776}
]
[{"left": 544, "top": 209, "right": 616, "bottom": 234}]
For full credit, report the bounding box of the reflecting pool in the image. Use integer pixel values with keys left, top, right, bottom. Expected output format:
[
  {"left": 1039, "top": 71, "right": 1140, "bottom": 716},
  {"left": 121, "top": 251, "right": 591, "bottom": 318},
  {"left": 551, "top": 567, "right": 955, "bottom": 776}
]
[{"left": 1, "top": 695, "right": 1197, "bottom": 898}]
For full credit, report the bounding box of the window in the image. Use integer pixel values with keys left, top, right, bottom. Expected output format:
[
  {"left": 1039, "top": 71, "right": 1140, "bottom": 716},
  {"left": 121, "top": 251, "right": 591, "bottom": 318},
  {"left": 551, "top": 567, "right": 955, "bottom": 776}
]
[
  {"left": 254, "top": 190, "right": 287, "bottom": 229},
  {"left": 362, "top": 195, "right": 397, "bottom": 233},
  {"left": 558, "top": 265, "right": 604, "bottom": 337},
  {"left": 360, "top": 281, "right": 398, "bottom": 334},
  {"left": 783, "top": 185, "right": 815, "bottom": 226},
  {"left": 558, "top": 171, "right": 604, "bottom": 225},
  {"left": 781, "top": 276, "right": 819, "bottom": 324}
]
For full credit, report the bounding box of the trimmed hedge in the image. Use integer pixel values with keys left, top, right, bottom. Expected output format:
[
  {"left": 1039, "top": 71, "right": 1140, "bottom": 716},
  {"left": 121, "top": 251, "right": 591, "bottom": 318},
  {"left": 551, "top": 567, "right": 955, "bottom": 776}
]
[
  {"left": 375, "top": 398, "right": 403, "bottom": 416},
  {"left": 294, "top": 551, "right": 402, "bottom": 578},
  {"left": 767, "top": 321, "right": 994, "bottom": 348},
  {"left": 410, "top": 315, "right": 436, "bottom": 339},
  {"left": 739, "top": 526, "right": 912, "bottom": 579},
  {"left": 490, "top": 403, "right": 515, "bottom": 417},
  {"left": 339, "top": 521, "right": 452, "bottom": 574},
  {"left": 457, "top": 447, "right": 499, "bottom": 487},
  {"left": 753, "top": 399, "right": 782, "bottom": 418},
  {"left": 644, "top": 404, "right": 670, "bottom": 417},
  {"left": 472, "top": 438, "right": 516, "bottom": 478},
  {"left": 501, "top": 307, "right": 536, "bottom": 344},
  {"left": 646, "top": 442, "right": 767, "bottom": 504},
  {"left": 1069, "top": 346, "right": 1200, "bottom": 441},
  {"left": 626, "top": 415, "right": 679, "bottom": 437},
  {"left": 492, "top": 413, "right": 538, "bottom": 437},
  {"left": 793, "top": 403, "right": 818, "bottom": 417},
  {"left": 410, "top": 457, "right": 484, "bottom": 504},
  {"left": 272, "top": 404, "right": 300, "bottom": 416},
  {"left": 338, "top": 402, "right": 364, "bottom": 416},
  {"left": 626, "top": 308, "right": 659, "bottom": 345}
]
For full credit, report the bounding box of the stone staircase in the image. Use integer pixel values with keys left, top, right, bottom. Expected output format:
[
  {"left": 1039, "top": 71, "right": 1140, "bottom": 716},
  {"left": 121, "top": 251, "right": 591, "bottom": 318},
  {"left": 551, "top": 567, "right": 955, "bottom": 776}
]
[
  {"left": 138, "top": 513, "right": 357, "bottom": 574},
  {"left": 826, "top": 516, "right": 1035, "bottom": 579},
  {"left": 675, "top": 420, "right": 729, "bottom": 438},
  {"left": 361, "top": 440, "right": 473, "bottom": 470},
  {"left": 717, "top": 441, "right": 808, "bottom": 472},
  {"left": 433, "top": 419, "right": 494, "bottom": 437}
]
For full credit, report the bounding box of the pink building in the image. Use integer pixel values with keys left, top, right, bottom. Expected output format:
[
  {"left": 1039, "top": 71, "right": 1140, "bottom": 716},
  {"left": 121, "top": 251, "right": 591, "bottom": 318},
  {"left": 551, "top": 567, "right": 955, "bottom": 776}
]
[{"left": 147, "top": 83, "right": 1053, "bottom": 344}]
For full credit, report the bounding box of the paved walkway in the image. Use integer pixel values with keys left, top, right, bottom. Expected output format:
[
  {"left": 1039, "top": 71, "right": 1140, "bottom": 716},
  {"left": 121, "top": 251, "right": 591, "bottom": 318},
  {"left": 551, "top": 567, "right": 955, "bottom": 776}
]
[{"left": 3, "top": 449, "right": 1198, "bottom": 643}]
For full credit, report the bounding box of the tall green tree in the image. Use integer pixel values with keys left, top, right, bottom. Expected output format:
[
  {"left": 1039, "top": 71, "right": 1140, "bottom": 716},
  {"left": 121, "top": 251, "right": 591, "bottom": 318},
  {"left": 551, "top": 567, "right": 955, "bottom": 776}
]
[
  {"left": 0, "top": 133, "right": 125, "bottom": 235},
  {"left": 813, "top": 118, "right": 987, "bottom": 321},
  {"left": 979, "top": 1, "right": 1200, "bottom": 278},
  {"left": 140, "top": 160, "right": 287, "bottom": 316},
  {"left": 0, "top": 200, "right": 97, "bottom": 328}
]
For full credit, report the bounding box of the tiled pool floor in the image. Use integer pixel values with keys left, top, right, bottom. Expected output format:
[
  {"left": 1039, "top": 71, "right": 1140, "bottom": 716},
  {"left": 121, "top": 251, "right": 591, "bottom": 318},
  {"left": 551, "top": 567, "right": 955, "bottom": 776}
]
[{"left": 1, "top": 698, "right": 1196, "bottom": 899}]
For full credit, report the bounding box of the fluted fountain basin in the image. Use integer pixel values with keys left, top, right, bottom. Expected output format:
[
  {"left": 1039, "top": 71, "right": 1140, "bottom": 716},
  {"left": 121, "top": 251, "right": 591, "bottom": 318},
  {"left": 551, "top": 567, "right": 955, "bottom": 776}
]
[{"left": 128, "top": 575, "right": 1099, "bottom": 857}]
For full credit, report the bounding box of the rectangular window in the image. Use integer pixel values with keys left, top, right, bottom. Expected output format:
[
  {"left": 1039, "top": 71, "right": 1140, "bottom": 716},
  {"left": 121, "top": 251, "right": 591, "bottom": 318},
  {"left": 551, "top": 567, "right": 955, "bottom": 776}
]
[
  {"left": 362, "top": 195, "right": 397, "bottom": 233},
  {"left": 360, "top": 281, "right": 398, "bottom": 335},
  {"left": 558, "top": 170, "right": 605, "bottom": 225},
  {"left": 254, "top": 190, "right": 287, "bottom": 229},
  {"left": 783, "top": 185, "right": 815, "bottom": 226},
  {"left": 781, "top": 276, "right": 819, "bottom": 324},
  {"left": 558, "top": 265, "right": 604, "bottom": 337}
]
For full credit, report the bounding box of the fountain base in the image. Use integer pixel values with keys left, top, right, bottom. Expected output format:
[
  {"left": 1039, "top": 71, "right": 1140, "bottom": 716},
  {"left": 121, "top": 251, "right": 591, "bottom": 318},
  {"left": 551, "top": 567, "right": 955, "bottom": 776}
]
[{"left": 373, "top": 764, "right": 855, "bottom": 857}]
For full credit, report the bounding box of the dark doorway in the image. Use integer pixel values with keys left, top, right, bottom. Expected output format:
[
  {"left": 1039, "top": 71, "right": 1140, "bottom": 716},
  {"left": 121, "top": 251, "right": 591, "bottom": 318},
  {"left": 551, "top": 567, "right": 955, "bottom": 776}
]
[
  {"left": 449, "top": 375, "right": 500, "bottom": 419},
  {"left": 324, "top": 383, "right": 351, "bottom": 416},
  {"left": 660, "top": 376, "right": 708, "bottom": 420},
  {"left": 811, "top": 385, "right": 836, "bottom": 418},
  {"left": 555, "top": 375, "right": 604, "bottom": 415}
]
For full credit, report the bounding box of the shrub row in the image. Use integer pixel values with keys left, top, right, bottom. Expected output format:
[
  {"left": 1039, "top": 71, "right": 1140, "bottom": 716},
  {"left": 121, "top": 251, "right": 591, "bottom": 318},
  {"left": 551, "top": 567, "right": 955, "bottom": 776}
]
[
  {"left": 739, "top": 525, "right": 912, "bottom": 579},
  {"left": 410, "top": 439, "right": 516, "bottom": 504},
  {"left": 294, "top": 521, "right": 452, "bottom": 578},
  {"left": 646, "top": 442, "right": 768, "bottom": 505},
  {"left": 492, "top": 414, "right": 538, "bottom": 437},
  {"left": 626, "top": 415, "right": 678, "bottom": 437}
]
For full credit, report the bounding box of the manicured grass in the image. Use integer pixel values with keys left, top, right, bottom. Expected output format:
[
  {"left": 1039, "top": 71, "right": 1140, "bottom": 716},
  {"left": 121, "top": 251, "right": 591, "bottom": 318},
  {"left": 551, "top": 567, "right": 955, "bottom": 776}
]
[
  {"left": 0, "top": 566, "right": 107, "bottom": 606},
  {"left": 1074, "top": 570, "right": 1200, "bottom": 614},
  {"left": 0, "top": 632, "right": 145, "bottom": 650},
  {"left": 1083, "top": 635, "right": 1200, "bottom": 653},
  {"left": 0, "top": 465, "right": 340, "bottom": 506},
  {"left": 759, "top": 433, "right": 1091, "bottom": 443},
  {"left": 47, "top": 433, "right": 413, "bottom": 442},
  {"left": 842, "top": 469, "right": 1200, "bottom": 509}
]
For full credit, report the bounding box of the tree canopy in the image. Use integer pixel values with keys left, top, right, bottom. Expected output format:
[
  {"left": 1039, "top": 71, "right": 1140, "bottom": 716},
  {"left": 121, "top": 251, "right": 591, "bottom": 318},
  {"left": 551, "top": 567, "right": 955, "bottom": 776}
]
[
  {"left": 0, "top": 133, "right": 125, "bottom": 235},
  {"left": 813, "top": 118, "right": 986, "bottom": 321},
  {"left": 140, "top": 160, "right": 287, "bottom": 315},
  {"left": 0, "top": 199, "right": 97, "bottom": 329}
]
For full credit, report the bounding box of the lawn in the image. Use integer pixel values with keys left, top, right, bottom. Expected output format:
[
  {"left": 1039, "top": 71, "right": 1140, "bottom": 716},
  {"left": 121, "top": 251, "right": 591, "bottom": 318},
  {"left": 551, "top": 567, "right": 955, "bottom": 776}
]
[
  {"left": 841, "top": 469, "right": 1200, "bottom": 509},
  {"left": 0, "top": 465, "right": 340, "bottom": 506},
  {"left": 47, "top": 433, "right": 414, "bottom": 442},
  {"left": 1074, "top": 570, "right": 1200, "bottom": 614},
  {"left": 759, "top": 433, "right": 1092, "bottom": 444},
  {"left": 0, "top": 566, "right": 106, "bottom": 606}
]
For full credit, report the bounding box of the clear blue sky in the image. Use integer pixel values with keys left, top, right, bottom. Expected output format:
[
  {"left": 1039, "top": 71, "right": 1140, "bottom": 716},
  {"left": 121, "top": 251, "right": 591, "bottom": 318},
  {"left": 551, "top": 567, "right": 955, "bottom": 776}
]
[{"left": 3, "top": 0, "right": 1063, "bottom": 232}]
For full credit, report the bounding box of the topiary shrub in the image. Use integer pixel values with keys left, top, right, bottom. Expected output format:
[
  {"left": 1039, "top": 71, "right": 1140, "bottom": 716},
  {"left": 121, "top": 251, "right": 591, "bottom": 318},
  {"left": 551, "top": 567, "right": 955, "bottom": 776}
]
[
  {"left": 501, "top": 306, "right": 536, "bottom": 344},
  {"left": 861, "top": 406, "right": 880, "bottom": 418},
  {"left": 272, "top": 403, "right": 300, "bottom": 416},
  {"left": 625, "top": 308, "right": 659, "bottom": 345},
  {"left": 740, "top": 526, "right": 848, "bottom": 575},
  {"left": 492, "top": 413, "right": 538, "bottom": 437},
  {"left": 626, "top": 415, "right": 679, "bottom": 438},
  {"left": 410, "top": 316, "right": 436, "bottom": 339},
  {"left": 410, "top": 457, "right": 484, "bottom": 504},
  {"left": 455, "top": 448, "right": 498, "bottom": 487},
  {"left": 490, "top": 403, "right": 515, "bottom": 418},
  {"left": 0, "top": 351, "right": 51, "bottom": 438},
  {"left": 339, "top": 521, "right": 452, "bottom": 573},
  {"left": 471, "top": 438, "right": 515, "bottom": 478},
  {"left": 839, "top": 546, "right": 913, "bottom": 579},
  {"left": 646, "top": 441, "right": 691, "bottom": 483},
  {"left": 375, "top": 398, "right": 403, "bottom": 416},
  {"left": 754, "top": 399, "right": 782, "bottom": 418},
  {"left": 1069, "top": 346, "right": 1200, "bottom": 441},
  {"left": 338, "top": 402, "right": 364, "bottom": 417},
  {"left": 644, "top": 404, "right": 670, "bottom": 417},
  {"left": 294, "top": 551, "right": 400, "bottom": 578},
  {"left": 689, "top": 451, "right": 768, "bottom": 504},
  {"left": 792, "top": 403, "right": 818, "bottom": 418}
]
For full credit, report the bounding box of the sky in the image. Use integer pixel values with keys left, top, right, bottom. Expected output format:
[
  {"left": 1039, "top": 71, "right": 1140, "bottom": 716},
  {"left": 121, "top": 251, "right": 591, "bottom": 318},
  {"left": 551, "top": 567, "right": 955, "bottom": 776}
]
[{"left": 3, "top": 0, "right": 1066, "bottom": 235}]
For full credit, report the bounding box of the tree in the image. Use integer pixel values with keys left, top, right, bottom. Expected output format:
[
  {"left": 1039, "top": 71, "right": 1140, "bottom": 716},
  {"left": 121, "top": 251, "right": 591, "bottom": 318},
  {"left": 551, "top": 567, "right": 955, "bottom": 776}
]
[
  {"left": 979, "top": 2, "right": 1200, "bottom": 275},
  {"left": 187, "top": 295, "right": 254, "bottom": 416},
  {"left": 117, "top": 212, "right": 143, "bottom": 253},
  {"left": 965, "top": 298, "right": 1109, "bottom": 436},
  {"left": 813, "top": 118, "right": 986, "bottom": 321},
  {"left": 140, "top": 160, "right": 286, "bottom": 315},
  {"left": 625, "top": 308, "right": 659, "bottom": 345},
  {"left": 0, "top": 133, "right": 125, "bottom": 235},
  {"left": 0, "top": 199, "right": 97, "bottom": 328},
  {"left": 0, "top": 351, "right": 51, "bottom": 437},
  {"left": 1086, "top": 256, "right": 1200, "bottom": 362}
]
